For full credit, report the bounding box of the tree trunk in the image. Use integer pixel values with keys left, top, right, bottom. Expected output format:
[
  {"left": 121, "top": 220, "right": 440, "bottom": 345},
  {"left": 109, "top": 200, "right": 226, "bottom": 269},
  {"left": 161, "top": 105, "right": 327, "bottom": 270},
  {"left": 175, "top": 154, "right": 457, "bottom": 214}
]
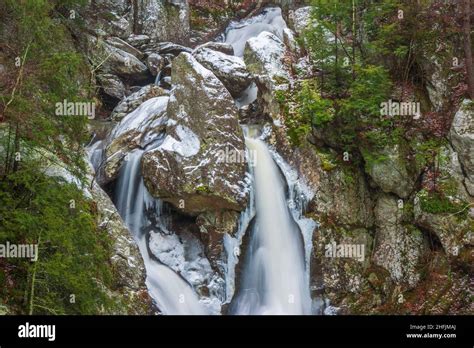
[{"left": 462, "top": 0, "right": 474, "bottom": 99}]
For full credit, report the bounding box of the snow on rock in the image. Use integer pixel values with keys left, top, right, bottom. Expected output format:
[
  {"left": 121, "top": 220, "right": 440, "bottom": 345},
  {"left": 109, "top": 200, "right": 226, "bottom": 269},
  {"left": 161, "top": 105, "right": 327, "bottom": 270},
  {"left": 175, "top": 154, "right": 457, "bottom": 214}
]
[
  {"left": 110, "top": 85, "right": 169, "bottom": 121},
  {"left": 289, "top": 6, "right": 312, "bottom": 35},
  {"left": 159, "top": 124, "right": 200, "bottom": 157},
  {"left": 149, "top": 229, "right": 225, "bottom": 315},
  {"left": 244, "top": 31, "right": 290, "bottom": 117},
  {"left": 244, "top": 31, "right": 289, "bottom": 82},
  {"left": 194, "top": 42, "right": 234, "bottom": 56},
  {"left": 192, "top": 47, "right": 252, "bottom": 98},
  {"left": 103, "top": 96, "right": 169, "bottom": 184},
  {"left": 142, "top": 52, "right": 249, "bottom": 215}
]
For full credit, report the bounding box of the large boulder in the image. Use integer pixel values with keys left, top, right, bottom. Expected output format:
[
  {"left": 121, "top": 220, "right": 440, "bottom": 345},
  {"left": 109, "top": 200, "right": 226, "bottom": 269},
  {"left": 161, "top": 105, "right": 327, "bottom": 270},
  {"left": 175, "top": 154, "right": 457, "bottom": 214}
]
[
  {"left": 193, "top": 47, "right": 252, "bottom": 98},
  {"left": 141, "top": 53, "right": 249, "bottom": 214},
  {"left": 244, "top": 31, "right": 291, "bottom": 116},
  {"left": 244, "top": 31, "right": 290, "bottom": 83},
  {"left": 373, "top": 194, "right": 429, "bottom": 288},
  {"left": 86, "top": 36, "right": 149, "bottom": 83},
  {"left": 449, "top": 99, "right": 474, "bottom": 195}
]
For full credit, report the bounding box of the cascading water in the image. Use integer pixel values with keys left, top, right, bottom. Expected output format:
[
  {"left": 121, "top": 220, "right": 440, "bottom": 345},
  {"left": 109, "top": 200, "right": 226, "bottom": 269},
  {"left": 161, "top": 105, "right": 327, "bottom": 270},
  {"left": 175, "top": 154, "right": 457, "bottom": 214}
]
[
  {"left": 114, "top": 149, "right": 206, "bottom": 315},
  {"left": 224, "top": 7, "right": 287, "bottom": 57},
  {"left": 230, "top": 136, "right": 312, "bottom": 315}
]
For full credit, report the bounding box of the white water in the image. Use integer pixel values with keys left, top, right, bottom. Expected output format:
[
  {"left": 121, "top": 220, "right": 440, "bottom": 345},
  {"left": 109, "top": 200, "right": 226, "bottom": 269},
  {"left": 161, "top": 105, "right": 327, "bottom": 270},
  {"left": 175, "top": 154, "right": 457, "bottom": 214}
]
[
  {"left": 224, "top": 7, "right": 287, "bottom": 57},
  {"left": 115, "top": 150, "right": 206, "bottom": 315},
  {"left": 231, "top": 138, "right": 312, "bottom": 315},
  {"left": 224, "top": 7, "right": 287, "bottom": 107}
]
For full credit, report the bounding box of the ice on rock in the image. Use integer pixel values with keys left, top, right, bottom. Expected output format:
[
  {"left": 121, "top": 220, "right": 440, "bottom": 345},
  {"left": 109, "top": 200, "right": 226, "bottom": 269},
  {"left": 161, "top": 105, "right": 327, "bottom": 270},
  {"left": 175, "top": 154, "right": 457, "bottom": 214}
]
[{"left": 159, "top": 124, "right": 200, "bottom": 157}]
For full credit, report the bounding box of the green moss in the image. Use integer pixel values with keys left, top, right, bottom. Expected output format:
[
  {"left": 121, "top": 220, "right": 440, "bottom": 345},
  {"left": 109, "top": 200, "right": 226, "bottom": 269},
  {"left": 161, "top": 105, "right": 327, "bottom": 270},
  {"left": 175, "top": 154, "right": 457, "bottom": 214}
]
[
  {"left": 418, "top": 189, "right": 469, "bottom": 218},
  {"left": 196, "top": 185, "right": 211, "bottom": 194}
]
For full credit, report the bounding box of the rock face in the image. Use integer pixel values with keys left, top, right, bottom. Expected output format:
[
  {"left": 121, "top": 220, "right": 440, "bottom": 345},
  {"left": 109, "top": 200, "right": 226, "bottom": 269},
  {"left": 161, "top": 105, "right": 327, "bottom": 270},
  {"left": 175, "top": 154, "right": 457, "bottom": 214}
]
[
  {"left": 450, "top": 99, "right": 474, "bottom": 195},
  {"left": 245, "top": 31, "right": 289, "bottom": 83},
  {"left": 362, "top": 143, "right": 419, "bottom": 199},
  {"left": 413, "top": 145, "right": 473, "bottom": 260},
  {"left": 193, "top": 47, "right": 252, "bottom": 98},
  {"left": 36, "top": 150, "right": 152, "bottom": 314},
  {"left": 141, "top": 53, "right": 249, "bottom": 214},
  {"left": 135, "top": 0, "right": 190, "bottom": 45},
  {"left": 90, "top": 179, "right": 152, "bottom": 314},
  {"left": 289, "top": 6, "right": 312, "bottom": 35},
  {"left": 373, "top": 194, "right": 428, "bottom": 288},
  {"left": 82, "top": 0, "right": 190, "bottom": 44}
]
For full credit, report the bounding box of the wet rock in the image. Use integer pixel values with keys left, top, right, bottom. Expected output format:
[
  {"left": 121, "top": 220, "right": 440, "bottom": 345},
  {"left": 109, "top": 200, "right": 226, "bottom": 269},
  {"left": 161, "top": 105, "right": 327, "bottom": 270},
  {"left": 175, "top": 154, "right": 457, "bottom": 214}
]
[
  {"left": 146, "top": 53, "right": 166, "bottom": 76},
  {"left": 196, "top": 210, "right": 240, "bottom": 273}
]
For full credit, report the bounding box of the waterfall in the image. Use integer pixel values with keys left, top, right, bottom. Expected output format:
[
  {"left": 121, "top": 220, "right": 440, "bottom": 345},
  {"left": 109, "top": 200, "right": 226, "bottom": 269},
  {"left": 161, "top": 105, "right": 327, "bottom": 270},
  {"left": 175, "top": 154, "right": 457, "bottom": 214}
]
[
  {"left": 224, "top": 7, "right": 287, "bottom": 57},
  {"left": 230, "top": 137, "right": 312, "bottom": 315},
  {"left": 114, "top": 150, "right": 206, "bottom": 315}
]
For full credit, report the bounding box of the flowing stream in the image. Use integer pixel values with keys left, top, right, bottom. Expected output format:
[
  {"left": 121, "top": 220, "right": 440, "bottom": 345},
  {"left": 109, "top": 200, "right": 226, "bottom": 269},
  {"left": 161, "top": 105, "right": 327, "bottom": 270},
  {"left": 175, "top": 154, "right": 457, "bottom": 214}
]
[
  {"left": 230, "top": 137, "right": 311, "bottom": 315},
  {"left": 115, "top": 150, "right": 206, "bottom": 315}
]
